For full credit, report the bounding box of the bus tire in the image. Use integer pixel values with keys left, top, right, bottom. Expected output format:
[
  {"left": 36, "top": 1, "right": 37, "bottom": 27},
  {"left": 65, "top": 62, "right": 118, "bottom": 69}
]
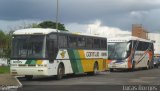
[
  {"left": 87, "top": 62, "right": 98, "bottom": 75},
  {"left": 25, "top": 75, "right": 33, "bottom": 80},
  {"left": 150, "top": 61, "right": 154, "bottom": 69},
  {"left": 110, "top": 68, "right": 114, "bottom": 72},
  {"left": 146, "top": 61, "right": 150, "bottom": 70},
  {"left": 55, "top": 63, "right": 64, "bottom": 80},
  {"left": 131, "top": 61, "right": 135, "bottom": 72},
  {"left": 93, "top": 62, "right": 99, "bottom": 75},
  {"left": 154, "top": 64, "right": 158, "bottom": 68}
]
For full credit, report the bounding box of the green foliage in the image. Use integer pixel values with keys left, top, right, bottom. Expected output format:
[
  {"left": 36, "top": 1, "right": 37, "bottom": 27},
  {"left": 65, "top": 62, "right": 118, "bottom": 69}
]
[
  {"left": 0, "top": 31, "right": 6, "bottom": 43},
  {"left": 16, "top": 21, "right": 68, "bottom": 31},
  {"left": 0, "top": 66, "right": 10, "bottom": 74},
  {"left": 38, "top": 21, "right": 68, "bottom": 31},
  {"left": 0, "top": 30, "right": 11, "bottom": 58},
  {"left": 30, "top": 23, "right": 40, "bottom": 28}
]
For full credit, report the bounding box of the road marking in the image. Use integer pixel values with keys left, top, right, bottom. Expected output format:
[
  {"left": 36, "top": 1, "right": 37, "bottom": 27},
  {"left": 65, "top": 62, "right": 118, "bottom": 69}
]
[{"left": 15, "top": 76, "right": 23, "bottom": 88}]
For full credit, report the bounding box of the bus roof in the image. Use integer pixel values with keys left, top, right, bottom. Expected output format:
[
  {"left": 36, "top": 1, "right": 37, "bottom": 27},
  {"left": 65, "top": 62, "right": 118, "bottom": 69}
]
[
  {"left": 13, "top": 28, "right": 105, "bottom": 38},
  {"left": 13, "top": 28, "right": 58, "bottom": 35},
  {"left": 108, "top": 36, "right": 153, "bottom": 43}
]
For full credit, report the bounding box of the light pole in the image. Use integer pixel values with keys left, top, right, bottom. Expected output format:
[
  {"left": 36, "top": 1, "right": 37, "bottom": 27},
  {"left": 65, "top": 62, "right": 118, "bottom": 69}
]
[
  {"left": 56, "top": 0, "right": 59, "bottom": 31},
  {"left": 56, "top": 0, "right": 59, "bottom": 49}
]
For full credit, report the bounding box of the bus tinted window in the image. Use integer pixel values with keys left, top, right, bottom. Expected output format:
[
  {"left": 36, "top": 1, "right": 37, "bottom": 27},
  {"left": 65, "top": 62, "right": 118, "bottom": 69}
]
[
  {"left": 68, "top": 36, "right": 77, "bottom": 48},
  {"left": 101, "top": 39, "right": 107, "bottom": 49},
  {"left": 78, "top": 37, "right": 86, "bottom": 48},
  {"left": 93, "top": 39, "right": 100, "bottom": 49},
  {"left": 86, "top": 38, "right": 92, "bottom": 49},
  {"left": 133, "top": 41, "right": 153, "bottom": 51},
  {"left": 59, "top": 35, "right": 67, "bottom": 48}
]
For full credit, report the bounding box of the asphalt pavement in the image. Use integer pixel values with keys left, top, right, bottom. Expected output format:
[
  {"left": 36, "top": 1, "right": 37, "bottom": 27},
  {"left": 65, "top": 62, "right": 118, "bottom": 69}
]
[{"left": 18, "top": 67, "right": 160, "bottom": 91}]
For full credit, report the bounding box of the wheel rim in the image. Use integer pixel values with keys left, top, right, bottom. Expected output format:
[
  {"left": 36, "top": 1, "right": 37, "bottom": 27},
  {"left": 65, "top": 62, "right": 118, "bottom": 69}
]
[
  {"left": 57, "top": 65, "right": 64, "bottom": 79},
  {"left": 59, "top": 67, "right": 63, "bottom": 78}
]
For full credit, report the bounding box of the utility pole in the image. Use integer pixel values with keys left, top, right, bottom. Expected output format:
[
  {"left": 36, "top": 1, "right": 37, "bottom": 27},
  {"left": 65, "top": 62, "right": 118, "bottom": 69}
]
[
  {"left": 56, "top": 0, "right": 59, "bottom": 31},
  {"left": 56, "top": 0, "right": 59, "bottom": 49}
]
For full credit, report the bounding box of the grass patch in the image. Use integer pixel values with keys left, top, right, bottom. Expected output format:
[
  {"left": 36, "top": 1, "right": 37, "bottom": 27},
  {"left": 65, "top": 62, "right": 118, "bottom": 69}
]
[{"left": 0, "top": 66, "right": 10, "bottom": 74}]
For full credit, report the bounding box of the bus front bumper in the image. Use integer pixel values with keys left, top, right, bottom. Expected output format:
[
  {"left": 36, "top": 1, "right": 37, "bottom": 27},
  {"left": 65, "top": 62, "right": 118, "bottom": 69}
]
[
  {"left": 10, "top": 67, "right": 49, "bottom": 76},
  {"left": 108, "top": 62, "right": 128, "bottom": 69}
]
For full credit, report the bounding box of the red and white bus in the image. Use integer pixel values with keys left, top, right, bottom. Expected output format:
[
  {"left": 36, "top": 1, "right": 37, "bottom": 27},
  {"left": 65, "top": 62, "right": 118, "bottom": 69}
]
[{"left": 108, "top": 36, "right": 154, "bottom": 71}]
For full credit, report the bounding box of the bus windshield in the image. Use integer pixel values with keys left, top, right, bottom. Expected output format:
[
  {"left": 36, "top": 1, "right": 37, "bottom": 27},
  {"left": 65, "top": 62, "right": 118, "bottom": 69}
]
[
  {"left": 11, "top": 35, "right": 46, "bottom": 59},
  {"left": 108, "top": 42, "right": 130, "bottom": 60}
]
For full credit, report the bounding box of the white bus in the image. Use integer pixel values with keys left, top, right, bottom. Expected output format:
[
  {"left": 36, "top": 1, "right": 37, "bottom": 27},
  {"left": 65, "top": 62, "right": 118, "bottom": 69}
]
[
  {"left": 108, "top": 36, "right": 154, "bottom": 72},
  {"left": 10, "top": 28, "right": 107, "bottom": 80}
]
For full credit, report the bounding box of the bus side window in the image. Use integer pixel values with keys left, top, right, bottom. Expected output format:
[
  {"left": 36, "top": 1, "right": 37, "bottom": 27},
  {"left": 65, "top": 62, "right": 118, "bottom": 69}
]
[
  {"left": 100, "top": 39, "right": 107, "bottom": 50},
  {"left": 68, "top": 36, "right": 77, "bottom": 48},
  {"left": 59, "top": 35, "right": 67, "bottom": 48},
  {"left": 148, "top": 43, "right": 153, "bottom": 51},
  {"left": 77, "top": 37, "right": 85, "bottom": 48},
  {"left": 86, "top": 38, "right": 92, "bottom": 49},
  {"left": 93, "top": 39, "right": 100, "bottom": 49}
]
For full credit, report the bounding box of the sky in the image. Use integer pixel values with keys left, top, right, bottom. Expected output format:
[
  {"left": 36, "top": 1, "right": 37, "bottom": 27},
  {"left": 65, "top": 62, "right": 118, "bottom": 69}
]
[{"left": 0, "top": 0, "right": 160, "bottom": 36}]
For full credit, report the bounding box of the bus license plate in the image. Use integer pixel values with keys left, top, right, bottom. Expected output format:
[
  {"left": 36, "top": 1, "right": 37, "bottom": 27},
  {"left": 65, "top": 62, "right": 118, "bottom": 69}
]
[{"left": 11, "top": 72, "right": 18, "bottom": 76}]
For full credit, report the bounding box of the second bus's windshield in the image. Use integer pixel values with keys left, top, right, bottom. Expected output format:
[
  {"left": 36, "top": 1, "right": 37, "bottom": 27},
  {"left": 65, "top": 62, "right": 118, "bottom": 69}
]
[
  {"left": 108, "top": 42, "right": 130, "bottom": 60},
  {"left": 12, "top": 35, "right": 46, "bottom": 59}
]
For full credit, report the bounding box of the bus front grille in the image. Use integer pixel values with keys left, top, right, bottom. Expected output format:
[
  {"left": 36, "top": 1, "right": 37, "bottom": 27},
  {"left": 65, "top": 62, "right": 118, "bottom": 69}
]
[
  {"left": 18, "top": 64, "right": 36, "bottom": 67},
  {"left": 18, "top": 64, "right": 26, "bottom": 66}
]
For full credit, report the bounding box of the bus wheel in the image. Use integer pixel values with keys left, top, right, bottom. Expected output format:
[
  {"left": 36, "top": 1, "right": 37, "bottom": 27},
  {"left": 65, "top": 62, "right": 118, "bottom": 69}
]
[
  {"left": 25, "top": 75, "right": 33, "bottom": 80},
  {"left": 56, "top": 64, "right": 64, "bottom": 80},
  {"left": 146, "top": 61, "right": 150, "bottom": 70},
  {"left": 93, "top": 62, "right": 98, "bottom": 75},
  {"left": 131, "top": 61, "right": 135, "bottom": 72},
  {"left": 110, "top": 68, "right": 114, "bottom": 72},
  {"left": 88, "top": 62, "right": 98, "bottom": 75}
]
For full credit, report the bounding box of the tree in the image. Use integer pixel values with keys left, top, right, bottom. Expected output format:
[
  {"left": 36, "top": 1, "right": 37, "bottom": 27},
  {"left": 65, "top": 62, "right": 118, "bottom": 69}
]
[
  {"left": 38, "top": 21, "right": 68, "bottom": 31},
  {"left": 0, "top": 31, "right": 6, "bottom": 50},
  {"left": 11, "top": 21, "right": 68, "bottom": 31},
  {"left": 3, "top": 33, "right": 11, "bottom": 58},
  {"left": 0, "top": 30, "right": 11, "bottom": 58}
]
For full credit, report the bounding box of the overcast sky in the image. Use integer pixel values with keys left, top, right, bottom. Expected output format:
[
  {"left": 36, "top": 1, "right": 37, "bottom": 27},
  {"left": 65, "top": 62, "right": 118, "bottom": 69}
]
[{"left": 0, "top": 0, "right": 160, "bottom": 35}]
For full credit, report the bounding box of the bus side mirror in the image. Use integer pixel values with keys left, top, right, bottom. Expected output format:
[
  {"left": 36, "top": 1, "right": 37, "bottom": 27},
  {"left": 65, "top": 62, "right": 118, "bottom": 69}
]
[{"left": 126, "top": 43, "right": 131, "bottom": 51}]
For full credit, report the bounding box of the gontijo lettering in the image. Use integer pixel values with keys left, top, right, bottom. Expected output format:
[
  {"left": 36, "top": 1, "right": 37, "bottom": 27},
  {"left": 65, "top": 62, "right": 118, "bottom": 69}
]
[{"left": 86, "top": 52, "right": 99, "bottom": 57}]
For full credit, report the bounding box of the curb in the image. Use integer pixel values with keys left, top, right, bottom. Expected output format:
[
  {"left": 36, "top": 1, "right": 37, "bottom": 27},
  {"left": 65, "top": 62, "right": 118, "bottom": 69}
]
[
  {"left": 0, "top": 74, "right": 23, "bottom": 90},
  {"left": 15, "top": 77, "right": 23, "bottom": 88},
  {"left": 0, "top": 77, "right": 23, "bottom": 90}
]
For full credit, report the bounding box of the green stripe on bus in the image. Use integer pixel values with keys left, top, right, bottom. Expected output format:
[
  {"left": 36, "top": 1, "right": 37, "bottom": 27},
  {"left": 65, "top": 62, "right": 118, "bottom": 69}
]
[
  {"left": 68, "top": 49, "right": 78, "bottom": 73},
  {"left": 74, "top": 50, "right": 83, "bottom": 73},
  {"left": 25, "top": 60, "right": 32, "bottom": 64},
  {"left": 68, "top": 49, "right": 83, "bottom": 73},
  {"left": 25, "top": 60, "right": 36, "bottom": 64},
  {"left": 30, "top": 60, "right": 36, "bottom": 65}
]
